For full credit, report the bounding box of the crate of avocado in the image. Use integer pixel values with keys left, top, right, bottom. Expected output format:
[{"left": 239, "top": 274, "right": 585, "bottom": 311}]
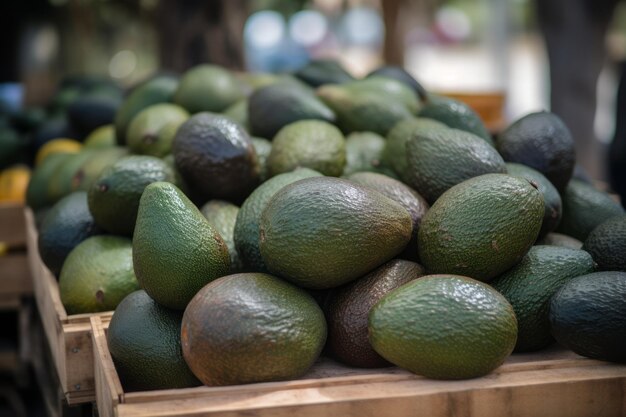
[{"left": 58, "top": 61, "right": 626, "bottom": 417}]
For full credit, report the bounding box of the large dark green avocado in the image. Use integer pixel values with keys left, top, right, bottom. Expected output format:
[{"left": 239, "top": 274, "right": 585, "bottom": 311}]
[
  {"left": 173, "top": 113, "right": 259, "bottom": 204},
  {"left": 107, "top": 290, "right": 200, "bottom": 391},
  {"left": 550, "top": 271, "right": 626, "bottom": 362},
  {"left": 259, "top": 177, "right": 413, "bottom": 289},
  {"left": 582, "top": 215, "right": 626, "bottom": 271}
]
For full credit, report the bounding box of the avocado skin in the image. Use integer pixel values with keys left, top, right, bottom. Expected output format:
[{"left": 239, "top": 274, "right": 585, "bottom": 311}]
[
  {"left": 367, "top": 65, "right": 428, "bottom": 101},
  {"left": 326, "top": 259, "right": 425, "bottom": 368},
  {"left": 582, "top": 215, "right": 626, "bottom": 271},
  {"left": 294, "top": 59, "right": 354, "bottom": 87},
  {"left": 173, "top": 113, "right": 260, "bottom": 205},
  {"left": 536, "top": 233, "right": 582, "bottom": 250},
  {"left": 491, "top": 245, "right": 595, "bottom": 352},
  {"left": 549, "top": 271, "right": 626, "bottom": 362}
]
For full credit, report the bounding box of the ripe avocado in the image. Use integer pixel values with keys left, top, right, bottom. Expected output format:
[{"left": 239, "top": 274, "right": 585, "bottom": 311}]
[
  {"left": 173, "top": 65, "right": 244, "bottom": 113},
  {"left": 582, "top": 215, "right": 626, "bottom": 271},
  {"left": 201, "top": 200, "right": 243, "bottom": 273},
  {"left": 107, "top": 290, "right": 200, "bottom": 391},
  {"left": 259, "top": 177, "right": 413, "bottom": 289},
  {"left": 491, "top": 245, "right": 595, "bottom": 352},
  {"left": 248, "top": 83, "right": 335, "bottom": 139},
  {"left": 250, "top": 137, "right": 271, "bottom": 183},
  {"left": 556, "top": 179, "right": 624, "bottom": 241},
  {"left": 267, "top": 120, "right": 346, "bottom": 177},
  {"left": 497, "top": 111, "right": 575, "bottom": 191},
  {"left": 341, "top": 76, "right": 421, "bottom": 114},
  {"left": 506, "top": 162, "right": 562, "bottom": 238},
  {"left": 181, "top": 273, "right": 327, "bottom": 386},
  {"left": 37, "top": 192, "right": 102, "bottom": 276},
  {"left": 367, "top": 65, "right": 428, "bottom": 101},
  {"left": 133, "top": 182, "right": 230, "bottom": 310},
  {"left": 126, "top": 103, "right": 189, "bottom": 157},
  {"left": 294, "top": 59, "right": 354, "bottom": 87},
  {"left": 71, "top": 146, "right": 129, "bottom": 192},
  {"left": 172, "top": 113, "right": 259, "bottom": 204},
  {"left": 549, "top": 271, "right": 626, "bottom": 362},
  {"left": 405, "top": 127, "right": 506, "bottom": 203},
  {"left": 369, "top": 275, "right": 517, "bottom": 379},
  {"left": 326, "top": 259, "right": 425, "bottom": 368},
  {"left": 342, "top": 132, "right": 393, "bottom": 177},
  {"left": 234, "top": 168, "right": 322, "bottom": 272},
  {"left": 418, "top": 174, "right": 544, "bottom": 282},
  {"left": 47, "top": 150, "right": 98, "bottom": 204}
]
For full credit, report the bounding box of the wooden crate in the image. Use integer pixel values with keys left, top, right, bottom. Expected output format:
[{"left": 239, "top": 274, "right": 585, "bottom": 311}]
[
  {"left": 91, "top": 316, "right": 626, "bottom": 417},
  {"left": 25, "top": 207, "right": 112, "bottom": 405},
  {"left": 0, "top": 202, "right": 27, "bottom": 249},
  {"left": 0, "top": 203, "right": 32, "bottom": 308}
]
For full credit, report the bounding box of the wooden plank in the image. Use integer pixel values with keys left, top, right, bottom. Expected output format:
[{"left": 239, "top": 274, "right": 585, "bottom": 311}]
[
  {"left": 92, "top": 309, "right": 626, "bottom": 417},
  {"left": 25, "top": 207, "right": 114, "bottom": 405},
  {"left": 0, "top": 252, "right": 33, "bottom": 297},
  {"left": 0, "top": 203, "right": 26, "bottom": 248}
]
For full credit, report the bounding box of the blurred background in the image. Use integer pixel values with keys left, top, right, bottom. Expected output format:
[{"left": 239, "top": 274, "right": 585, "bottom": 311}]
[{"left": 2, "top": 0, "right": 626, "bottom": 179}]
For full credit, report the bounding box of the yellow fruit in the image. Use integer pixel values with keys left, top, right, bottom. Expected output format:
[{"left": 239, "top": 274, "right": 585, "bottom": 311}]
[
  {"left": 35, "top": 138, "right": 82, "bottom": 166},
  {"left": 0, "top": 165, "right": 31, "bottom": 204}
]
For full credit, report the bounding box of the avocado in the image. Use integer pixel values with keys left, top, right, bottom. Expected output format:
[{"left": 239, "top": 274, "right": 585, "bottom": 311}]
[
  {"left": 59, "top": 236, "right": 139, "bottom": 314},
  {"left": 0, "top": 127, "right": 28, "bottom": 170},
  {"left": 549, "top": 271, "right": 626, "bottom": 362},
  {"left": 201, "top": 200, "right": 243, "bottom": 273},
  {"left": 38, "top": 191, "right": 102, "bottom": 276},
  {"left": 84, "top": 124, "right": 116, "bottom": 148},
  {"left": 491, "top": 245, "right": 594, "bottom": 352},
  {"left": 367, "top": 65, "right": 428, "bottom": 101},
  {"left": 317, "top": 84, "right": 413, "bottom": 136},
  {"left": 405, "top": 127, "right": 506, "bottom": 203},
  {"left": 32, "top": 116, "right": 74, "bottom": 151},
  {"left": 173, "top": 113, "right": 259, "bottom": 204},
  {"left": 267, "top": 120, "right": 346, "bottom": 177},
  {"left": 582, "top": 215, "right": 626, "bottom": 271},
  {"left": 259, "top": 177, "right": 413, "bottom": 289},
  {"left": 133, "top": 182, "right": 230, "bottom": 310},
  {"left": 369, "top": 275, "right": 517, "bottom": 379},
  {"left": 88, "top": 155, "right": 177, "bottom": 236},
  {"left": 506, "top": 162, "right": 562, "bottom": 238},
  {"left": 326, "top": 259, "right": 425, "bottom": 368},
  {"left": 26, "top": 153, "right": 73, "bottom": 210},
  {"left": 556, "top": 179, "right": 624, "bottom": 241},
  {"left": 114, "top": 75, "right": 179, "bottom": 145},
  {"left": 383, "top": 117, "right": 447, "bottom": 182},
  {"left": 127, "top": 103, "right": 189, "bottom": 157},
  {"left": 536, "top": 232, "right": 583, "bottom": 250},
  {"left": 174, "top": 64, "right": 244, "bottom": 114},
  {"left": 294, "top": 59, "right": 354, "bottom": 87},
  {"left": 234, "top": 168, "right": 322, "bottom": 272},
  {"left": 71, "top": 146, "right": 130, "bottom": 192},
  {"left": 346, "top": 172, "right": 429, "bottom": 261},
  {"left": 497, "top": 111, "right": 575, "bottom": 191},
  {"left": 248, "top": 83, "right": 335, "bottom": 139},
  {"left": 250, "top": 137, "right": 271, "bottom": 182},
  {"left": 342, "top": 132, "right": 392, "bottom": 177},
  {"left": 181, "top": 273, "right": 327, "bottom": 386},
  {"left": 418, "top": 174, "right": 544, "bottom": 282},
  {"left": 222, "top": 99, "right": 248, "bottom": 129},
  {"left": 47, "top": 149, "right": 98, "bottom": 204},
  {"left": 107, "top": 290, "right": 200, "bottom": 391},
  {"left": 418, "top": 95, "right": 492, "bottom": 144},
  {"left": 341, "top": 76, "right": 420, "bottom": 114},
  {"left": 67, "top": 94, "right": 121, "bottom": 139}
]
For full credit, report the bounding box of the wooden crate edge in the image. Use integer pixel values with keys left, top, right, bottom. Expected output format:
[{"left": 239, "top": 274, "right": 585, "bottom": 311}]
[{"left": 92, "top": 316, "right": 123, "bottom": 417}]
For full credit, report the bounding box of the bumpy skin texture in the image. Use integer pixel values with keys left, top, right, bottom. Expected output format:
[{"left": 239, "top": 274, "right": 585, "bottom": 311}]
[
  {"left": 38, "top": 191, "right": 102, "bottom": 276},
  {"left": 267, "top": 120, "right": 346, "bottom": 177},
  {"left": 496, "top": 111, "right": 575, "bottom": 191},
  {"left": 346, "top": 172, "right": 429, "bottom": 261},
  {"left": 201, "top": 200, "right": 243, "bottom": 273},
  {"left": 317, "top": 86, "right": 413, "bottom": 136},
  {"left": 506, "top": 163, "right": 562, "bottom": 239},
  {"left": 107, "top": 290, "right": 200, "bottom": 391},
  {"left": 234, "top": 168, "right": 322, "bottom": 272},
  {"left": 59, "top": 236, "right": 139, "bottom": 314},
  {"left": 491, "top": 245, "right": 594, "bottom": 352},
  {"left": 259, "top": 177, "right": 413, "bottom": 289},
  {"left": 549, "top": 271, "right": 626, "bottom": 362},
  {"left": 181, "top": 273, "right": 327, "bottom": 386},
  {"left": 326, "top": 259, "right": 425, "bottom": 368},
  {"left": 418, "top": 96, "right": 493, "bottom": 144},
  {"left": 536, "top": 233, "right": 582, "bottom": 250},
  {"left": 342, "top": 132, "right": 390, "bottom": 176},
  {"left": 418, "top": 174, "right": 544, "bottom": 282},
  {"left": 406, "top": 128, "right": 506, "bottom": 203},
  {"left": 583, "top": 215, "right": 626, "bottom": 271},
  {"left": 369, "top": 275, "right": 517, "bottom": 379},
  {"left": 133, "top": 182, "right": 230, "bottom": 310},
  {"left": 127, "top": 103, "right": 189, "bottom": 157},
  {"left": 250, "top": 137, "right": 271, "bottom": 182},
  {"left": 173, "top": 65, "right": 244, "bottom": 113},
  {"left": 383, "top": 118, "right": 447, "bottom": 183},
  {"left": 88, "top": 155, "right": 176, "bottom": 236},
  {"left": 556, "top": 180, "right": 624, "bottom": 241},
  {"left": 173, "top": 113, "right": 259, "bottom": 204},
  {"left": 248, "top": 83, "right": 335, "bottom": 139}
]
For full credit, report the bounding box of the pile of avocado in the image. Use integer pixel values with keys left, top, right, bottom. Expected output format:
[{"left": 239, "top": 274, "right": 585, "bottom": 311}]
[{"left": 25, "top": 59, "right": 626, "bottom": 391}]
